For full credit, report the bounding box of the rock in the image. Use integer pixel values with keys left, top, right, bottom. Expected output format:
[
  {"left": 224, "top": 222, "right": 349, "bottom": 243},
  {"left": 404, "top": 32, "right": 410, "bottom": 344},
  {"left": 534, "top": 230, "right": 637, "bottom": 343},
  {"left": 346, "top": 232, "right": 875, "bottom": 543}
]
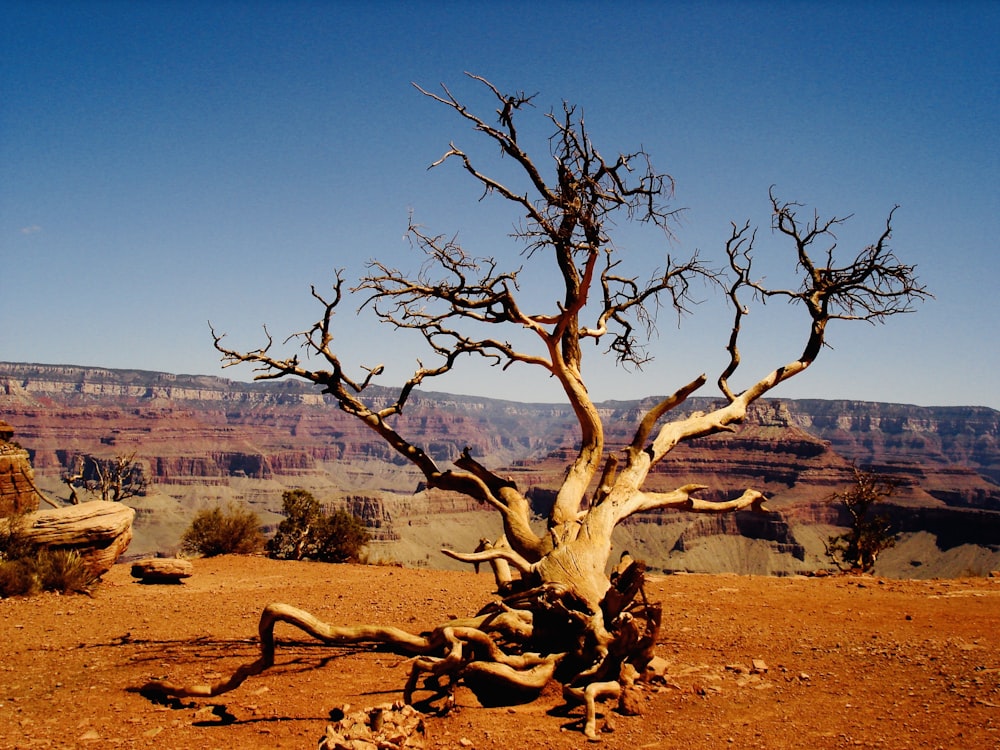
[
  {"left": 0, "top": 501, "right": 134, "bottom": 577},
  {"left": 642, "top": 655, "right": 671, "bottom": 683},
  {"left": 0, "top": 420, "right": 42, "bottom": 517},
  {"left": 751, "top": 659, "right": 769, "bottom": 674},
  {"left": 130, "top": 558, "right": 193, "bottom": 583},
  {"left": 319, "top": 701, "right": 426, "bottom": 750},
  {"left": 617, "top": 685, "right": 644, "bottom": 716}
]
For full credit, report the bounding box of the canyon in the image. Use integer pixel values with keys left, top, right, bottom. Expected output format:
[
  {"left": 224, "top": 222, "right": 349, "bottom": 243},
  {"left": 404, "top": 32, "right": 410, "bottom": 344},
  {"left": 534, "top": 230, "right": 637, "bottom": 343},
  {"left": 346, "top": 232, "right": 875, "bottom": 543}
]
[{"left": 1, "top": 361, "right": 998, "bottom": 577}]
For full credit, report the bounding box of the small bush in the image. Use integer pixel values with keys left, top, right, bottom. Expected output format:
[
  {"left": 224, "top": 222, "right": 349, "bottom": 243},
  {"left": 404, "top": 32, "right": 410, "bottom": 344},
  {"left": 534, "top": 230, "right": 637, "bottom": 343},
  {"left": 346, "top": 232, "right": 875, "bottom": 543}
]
[
  {"left": 34, "top": 549, "right": 98, "bottom": 594},
  {"left": 0, "top": 558, "right": 39, "bottom": 597},
  {"left": 267, "top": 490, "right": 370, "bottom": 563},
  {"left": 181, "top": 504, "right": 265, "bottom": 557},
  {"left": 0, "top": 516, "right": 98, "bottom": 597},
  {"left": 0, "top": 513, "right": 37, "bottom": 562},
  {"left": 310, "top": 508, "right": 372, "bottom": 564}
]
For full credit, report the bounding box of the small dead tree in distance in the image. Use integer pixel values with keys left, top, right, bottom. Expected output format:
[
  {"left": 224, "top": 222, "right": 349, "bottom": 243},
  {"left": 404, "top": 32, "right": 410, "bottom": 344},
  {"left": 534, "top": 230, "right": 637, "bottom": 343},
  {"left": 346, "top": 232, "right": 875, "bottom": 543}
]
[
  {"left": 145, "top": 75, "right": 929, "bottom": 739},
  {"left": 63, "top": 452, "right": 147, "bottom": 504}
]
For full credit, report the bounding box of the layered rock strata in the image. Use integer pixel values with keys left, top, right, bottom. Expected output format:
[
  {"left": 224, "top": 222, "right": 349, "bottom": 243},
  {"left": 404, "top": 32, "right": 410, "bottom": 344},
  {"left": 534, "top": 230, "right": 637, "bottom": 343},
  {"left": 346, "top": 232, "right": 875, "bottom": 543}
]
[{"left": 0, "top": 420, "right": 41, "bottom": 517}]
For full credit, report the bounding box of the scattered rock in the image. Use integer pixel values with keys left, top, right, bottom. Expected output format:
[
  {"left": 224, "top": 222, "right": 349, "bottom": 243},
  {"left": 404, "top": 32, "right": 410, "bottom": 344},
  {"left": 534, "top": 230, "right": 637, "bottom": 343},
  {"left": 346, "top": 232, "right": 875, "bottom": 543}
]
[
  {"left": 642, "top": 655, "right": 670, "bottom": 683},
  {"left": 319, "top": 701, "right": 426, "bottom": 750},
  {"left": 130, "top": 558, "right": 193, "bottom": 584},
  {"left": 751, "top": 659, "right": 769, "bottom": 674},
  {"left": 617, "top": 685, "right": 644, "bottom": 716}
]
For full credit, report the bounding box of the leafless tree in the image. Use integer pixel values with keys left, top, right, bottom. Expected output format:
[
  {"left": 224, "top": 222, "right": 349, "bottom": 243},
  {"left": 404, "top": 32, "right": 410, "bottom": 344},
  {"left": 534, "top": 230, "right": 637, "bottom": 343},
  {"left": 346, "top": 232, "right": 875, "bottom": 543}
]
[
  {"left": 147, "top": 75, "right": 929, "bottom": 739},
  {"left": 65, "top": 453, "right": 147, "bottom": 503},
  {"left": 61, "top": 456, "right": 85, "bottom": 505}
]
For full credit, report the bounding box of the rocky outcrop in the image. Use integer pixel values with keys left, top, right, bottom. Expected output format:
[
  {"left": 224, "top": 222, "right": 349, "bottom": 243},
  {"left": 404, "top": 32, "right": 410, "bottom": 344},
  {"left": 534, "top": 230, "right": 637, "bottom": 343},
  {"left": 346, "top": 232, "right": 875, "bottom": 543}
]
[
  {"left": 319, "top": 702, "right": 426, "bottom": 750},
  {"left": 670, "top": 511, "right": 806, "bottom": 561},
  {"left": 344, "top": 495, "right": 398, "bottom": 541},
  {"left": 0, "top": 420, "right": 41, "bottom": 517},
  {"left": 1, "top": 501, "right": 135, "bottom": 577},
  {"left": 789, "top": 399, "right": 1000, "bottom": 484}
]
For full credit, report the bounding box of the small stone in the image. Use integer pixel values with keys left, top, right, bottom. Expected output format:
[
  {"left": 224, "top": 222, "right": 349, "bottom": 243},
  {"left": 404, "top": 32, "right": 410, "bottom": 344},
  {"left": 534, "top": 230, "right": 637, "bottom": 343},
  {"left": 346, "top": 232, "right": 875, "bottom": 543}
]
[
  {"left": 618, "top": 686, "right": 644, "bottom": 716},
  {"left": 751, "top": 659, "right": 768, "bottom": 674},
  {"left": 643, "top": 655, "right": 670, "bottom": 682}
]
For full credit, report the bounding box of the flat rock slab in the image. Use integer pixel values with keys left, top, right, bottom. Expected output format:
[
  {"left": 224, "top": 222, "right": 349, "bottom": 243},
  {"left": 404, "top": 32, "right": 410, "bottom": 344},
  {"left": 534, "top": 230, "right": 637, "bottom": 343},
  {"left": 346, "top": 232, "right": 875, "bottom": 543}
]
[{"left": 131, "top": 557, "right": 194, "bottom": 583}]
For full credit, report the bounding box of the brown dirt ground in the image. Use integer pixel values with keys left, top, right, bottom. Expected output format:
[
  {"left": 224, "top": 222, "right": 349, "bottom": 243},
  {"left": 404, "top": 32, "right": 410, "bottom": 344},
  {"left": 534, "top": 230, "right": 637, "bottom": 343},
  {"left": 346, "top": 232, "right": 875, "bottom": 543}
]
[{"left": 1, "top": 556, "right": 999, "bottom": 750}]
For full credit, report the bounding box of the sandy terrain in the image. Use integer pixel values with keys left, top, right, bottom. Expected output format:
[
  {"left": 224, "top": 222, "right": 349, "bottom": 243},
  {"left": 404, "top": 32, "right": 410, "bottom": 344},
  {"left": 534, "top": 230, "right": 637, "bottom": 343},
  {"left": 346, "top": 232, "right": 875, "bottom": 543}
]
[{"left": 2, "top": 556, "right": 998, "bottom": 749}]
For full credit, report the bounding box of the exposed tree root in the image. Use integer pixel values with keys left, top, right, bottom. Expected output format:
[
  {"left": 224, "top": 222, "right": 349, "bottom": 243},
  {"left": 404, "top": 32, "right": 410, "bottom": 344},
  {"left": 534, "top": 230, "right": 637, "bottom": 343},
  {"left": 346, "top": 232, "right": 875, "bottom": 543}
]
[{"left": 141, "top": 562, "right": 661, "bottom": 743}]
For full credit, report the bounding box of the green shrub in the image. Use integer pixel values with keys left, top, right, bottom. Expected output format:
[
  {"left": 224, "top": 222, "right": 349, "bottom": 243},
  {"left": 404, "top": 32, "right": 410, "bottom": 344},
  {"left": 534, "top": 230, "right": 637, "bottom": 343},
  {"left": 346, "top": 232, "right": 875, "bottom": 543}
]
[
  {"left": 267, "top": 489, "right": 370, "bottom": 563},
  {"left": 0, "top": 516, "right": 98, "bottom": 597},
  {"left": 181, "top": 504, "right": 265, "bottom": 557}
]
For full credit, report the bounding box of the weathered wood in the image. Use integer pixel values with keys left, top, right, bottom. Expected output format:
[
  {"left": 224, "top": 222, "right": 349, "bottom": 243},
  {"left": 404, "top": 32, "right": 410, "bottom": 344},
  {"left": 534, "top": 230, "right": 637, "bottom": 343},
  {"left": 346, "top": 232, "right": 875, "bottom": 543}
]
[
  {"left": 166, "top": 76, "right": 928, "bottom": 741},
  {"left": 1, "top": 501, "right": 134, "bottom": 577}
]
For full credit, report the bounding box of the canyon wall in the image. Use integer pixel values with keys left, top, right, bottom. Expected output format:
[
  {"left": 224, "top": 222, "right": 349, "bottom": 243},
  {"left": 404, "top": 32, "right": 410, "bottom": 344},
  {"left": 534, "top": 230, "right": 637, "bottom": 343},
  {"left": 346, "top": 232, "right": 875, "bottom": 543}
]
[
  {"left": 0, "top": 419, "right": 41, "bottom": 516},
  {"left": 2, "top": 362, "right": 998, "bottom": 576}
]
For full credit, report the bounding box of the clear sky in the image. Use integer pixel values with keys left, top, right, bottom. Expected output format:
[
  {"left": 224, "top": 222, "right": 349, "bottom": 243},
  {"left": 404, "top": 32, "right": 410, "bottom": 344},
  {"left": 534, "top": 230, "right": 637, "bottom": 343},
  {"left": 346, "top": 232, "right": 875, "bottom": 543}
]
[{"left": 2, "top": 1, "right": 998, "bottom": 409}]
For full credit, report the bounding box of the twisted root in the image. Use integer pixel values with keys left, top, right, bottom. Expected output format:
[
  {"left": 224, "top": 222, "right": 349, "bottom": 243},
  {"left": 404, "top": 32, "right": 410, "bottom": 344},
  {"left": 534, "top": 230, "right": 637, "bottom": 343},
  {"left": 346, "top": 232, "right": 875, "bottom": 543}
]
[
  {"left": 139, "top": 564, "right": 661, "bottom": 743},
  {"left": 140, "top": 601, "right": 553, "bottom": 702}
]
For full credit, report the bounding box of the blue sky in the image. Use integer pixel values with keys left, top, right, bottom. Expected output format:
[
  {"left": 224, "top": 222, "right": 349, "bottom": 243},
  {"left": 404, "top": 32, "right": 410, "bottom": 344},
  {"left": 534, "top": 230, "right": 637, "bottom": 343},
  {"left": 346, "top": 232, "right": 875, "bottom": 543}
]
[{"left": 2, "top": 1, "right": 998, "bottom": 408}]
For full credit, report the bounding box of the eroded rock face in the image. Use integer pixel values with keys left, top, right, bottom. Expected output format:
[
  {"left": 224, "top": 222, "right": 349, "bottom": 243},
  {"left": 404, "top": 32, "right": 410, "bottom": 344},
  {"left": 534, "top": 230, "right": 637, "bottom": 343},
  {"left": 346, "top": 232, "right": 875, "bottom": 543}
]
[
  {"left": 1, "top": 501, "right": 135, "bottom": 577},
  {"left": 0, "top": 420, "right": 41, "bottom": 517}
]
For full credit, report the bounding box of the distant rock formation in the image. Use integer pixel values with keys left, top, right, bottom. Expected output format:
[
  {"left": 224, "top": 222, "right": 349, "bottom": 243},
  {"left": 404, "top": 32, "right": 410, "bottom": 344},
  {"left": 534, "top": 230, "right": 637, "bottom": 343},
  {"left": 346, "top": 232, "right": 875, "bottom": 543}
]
[
  {"left": 1, "top": 361, "right": 998, "bottom": 577},
  {"left": 0, "top": 419, "right": 41, "bottom": 517}
]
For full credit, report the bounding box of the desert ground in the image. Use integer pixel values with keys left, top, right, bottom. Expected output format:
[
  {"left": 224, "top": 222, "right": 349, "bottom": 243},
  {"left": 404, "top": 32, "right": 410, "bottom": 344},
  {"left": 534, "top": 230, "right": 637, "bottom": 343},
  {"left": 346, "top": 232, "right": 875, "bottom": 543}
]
[{"left": 1, "top": 556, "right": 998, "bottom": 750}]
